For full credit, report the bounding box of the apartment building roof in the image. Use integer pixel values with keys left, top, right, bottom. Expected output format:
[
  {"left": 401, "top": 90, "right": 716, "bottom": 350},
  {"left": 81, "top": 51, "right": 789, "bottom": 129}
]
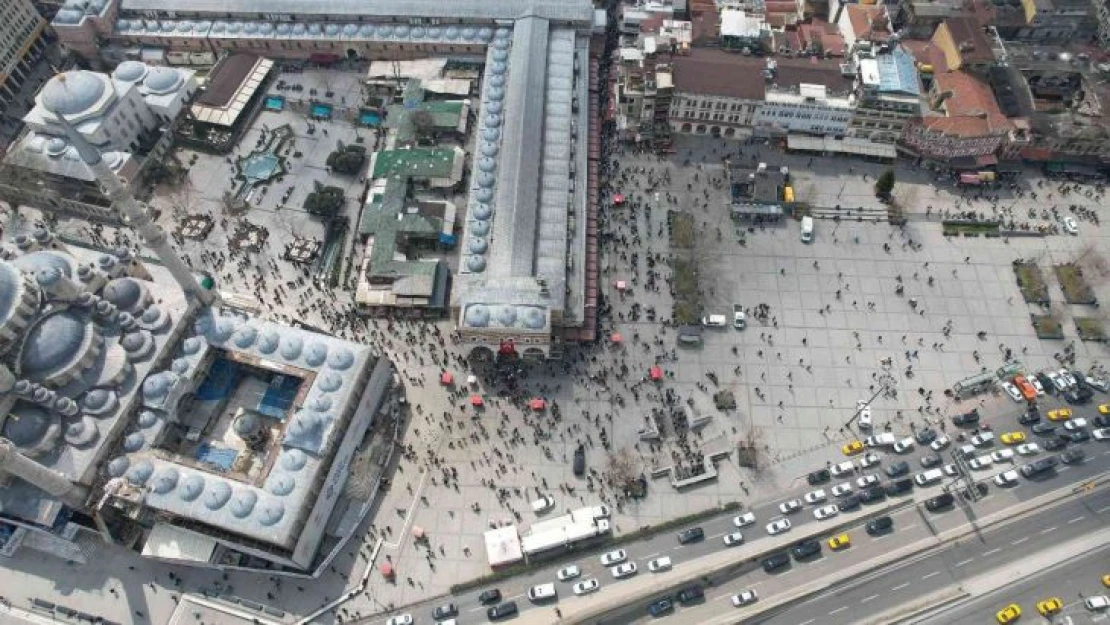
[
  {"left": 941, "top": 15, "right": 995, "bottom": 64},
  {"left": 672, "top": 49, "right": 767, "bottom": 99}
]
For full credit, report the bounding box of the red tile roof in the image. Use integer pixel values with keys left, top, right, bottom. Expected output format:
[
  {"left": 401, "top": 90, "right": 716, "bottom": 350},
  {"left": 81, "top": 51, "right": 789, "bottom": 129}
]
[
  {"left": 846, "top": 5, "right": 891, "bottom": 42},
  {"left": 941, "top": 15, "right": 995, "bottom": 64}
]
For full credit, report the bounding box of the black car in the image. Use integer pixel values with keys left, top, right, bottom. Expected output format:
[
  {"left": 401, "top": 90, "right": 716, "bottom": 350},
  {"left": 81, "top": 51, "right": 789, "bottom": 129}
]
[
  {"left": 915, "top": 428, "right": 937, "bottom": 445},
  {"left": 676, "top": 586, "right": 705, "bottom": 604},
  {"left": 1043, "top": 437, "right": 1068, "bottom": 451},
  {"left": 1036, "top": 372, "right": 1056, "bottom": 393},
  {"left": 1019, "top": 410, "right": 1041, "bottom": 425},
  {"left": 1064, "top": 429, "right": 1091, "bottom": 443},
  {"left": 677, "top": 527, "right": 704, "bottom": 544},
  {"left": 791, "top": 539, "right": 821, "bottom": 560},
  {"left": 925, "top": 493, "right": 955, "bottom": 511},
  {"left": 866, "top": 516, "right": 893, "bottom": 535},
  {"left": 1060, "top": 449, "right": 1086, "bottom": 464},
  {"left": 807, "top": 469, "right": 831, "bottom": 485},
  {"left": 761, "top": 552, "right": 791, "bottom": 572},
  {"left": 837, "top": 494, "right": 861, "bottom": 512},
  {"left": 1094, "top": 414, "right": 1110, "bottom": 428},
  {"left": 1065, "top": 387, "right": 1094, "bottom": 404},
  {"left": 487, "top": 601, "right": 518, "bottom": 620},
  {"left": 573, "top": 445, "right": 586, "bottom": 476},
  {"left": 885, "top": 461, "right": 910, "bottom": 478},
  {"left": 920, "top": 453, "right": 941, "bottom": 468},
  {"left": 885, "top": 478, "right": 913, "bottom": 496},
  {"left": 432, "top": 603, "right": 459, "bottom": 620},
  {"left": 859, "top": 486, "right": 886, "bottom": 503},
  {"left": 647, "top": 598, "right": 674, "bottom": 617},
  {"left": 1032, "top": 422, "right": 1058, "bottom": 435},
  {"left": 1020, "top": 456, "right": 1059, "bottom": 477},
  {"left": 478, "top": 589, "right": 502, "bottom": 605},
  {"left": 953, "top": 410, "right": 980, "bottom": 426}
]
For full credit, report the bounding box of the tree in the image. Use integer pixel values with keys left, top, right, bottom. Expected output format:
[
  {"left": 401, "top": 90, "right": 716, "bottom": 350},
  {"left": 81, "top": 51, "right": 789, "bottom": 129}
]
[
  {"left": 303, "top": 181, "right": 345, "bottom": 218},
  {"left": 874, "top": 169, "right": 896, "bottom": 200},
  {"left": 410, "top": 109, "right": 437, "bottom": 141},
  {"left": 325, "top": 142, "right": 367, "bottom": 175}
]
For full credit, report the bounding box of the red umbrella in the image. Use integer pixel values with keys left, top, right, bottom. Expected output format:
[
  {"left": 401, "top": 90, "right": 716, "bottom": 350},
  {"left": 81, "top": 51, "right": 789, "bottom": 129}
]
[
  {"left": 610, "top": 332, "right": 623, "bottom": 343},
  {"left": 649, "top": 366, "right": 663, "bottom": 381},
  {"left": 530, "top": 398, "right": 546, "bottom": 411},
  {"left": 469, "top": 395, "right": 484, "bottom": 407},
  {"left": 440, "top": 371, "right": 454, "bottom": 385},
  {"left": 613, "top": 193, "right": 625, "bottom": 205},
  {"left": 380, "top": 563, "right": 393, "bottom": 577}
]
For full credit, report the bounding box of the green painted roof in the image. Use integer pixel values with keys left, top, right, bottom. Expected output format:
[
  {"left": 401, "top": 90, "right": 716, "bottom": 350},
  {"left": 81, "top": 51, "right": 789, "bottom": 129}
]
[{"left": 371, "top": 147, "right": 458, "bottom": 180}]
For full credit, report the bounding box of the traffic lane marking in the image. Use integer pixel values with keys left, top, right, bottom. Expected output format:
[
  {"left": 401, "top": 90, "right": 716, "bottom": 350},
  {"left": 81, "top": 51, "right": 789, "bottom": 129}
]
[
  {"left": 1067, "top": 516, "right": 1085, "bottom": 524},
  {"left": 861, "top": 594, "right": 880, "bottom": 603},
  {"left": 922, "top": 571, "right": 940, "bottom": 580},
  {"left": 891, "top": 582, "right": 910, "bottom": 591},
  {"left": 982, "top": 548, "right": 1001, "bottom": 556},
  {"left": 830, "top": 606, "right": 848, "bottom": 615}
]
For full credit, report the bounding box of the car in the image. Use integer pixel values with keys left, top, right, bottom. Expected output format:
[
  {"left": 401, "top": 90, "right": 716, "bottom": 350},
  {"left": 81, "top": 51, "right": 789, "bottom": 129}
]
[
  {"left": 1014, "top": 375, "right": 1039, "bottom": 400},
  {"left": 857, "top": 474, "right": 879, "bottom": 488},
  {"left": 1043, "top": 437, "right": 1068, "bottom": 451},
  {"left": 1000, "top": 431, "right": 1026, "bottom": 445},
  {"left": 1046, "top": 370, "right": 1068, "bottom": 393},
  {"left": 991, "top": 449, "right": 1015, "bottom": 462},
  {"left": 791, "top": 539, "right": 821, "bottom": 560},
  {"left": 733, "top": 512, "right": 756, "bottom": 528},
  {"left": 925, "top": 493, "right": 955, "bottom": 511},
  {"left": 1037, "top": 597, "right": 1063, "bottom": 616},
  {"left": 814, "top": 504, "right": 840, "bottom": 520},
  {"left": 943, "top": 463, "right": 958, "bottom": 477},
  {"left": 531, "top": 494, "right": 555, "bottom": 514},
  {"left": 1048, "top": 407, "right": 1073, "bottom": 421},
  {"left": 1016, "top": 443, "right": 1040, "bottom": 455},
  {"left": 386, "top": 615, "right": 413, "bottom": 625},
  {"left": 573, "top": 444, "right": 586, "bottom": 476},
  {"left": 1085, "top": 375, "right": 1110, "bottom": 392},
  {"left": 838, "top": 494, "right": 862, "bottom": 511},
  {"left": 1094, "top": 427, "right": 1110, "bottom": 440},
  {"left": 646, "top": 598, "right": 673, "bottom": 617},
  {"left": 930, "top": 436, "right": 951, "bottom": 451},
  {"left": 915, "top": 428, "right": 938, "bottom": 445},
  {"left": 1100, "top": 404, "right": 1110, "bottom": 415},
  {"left": 432, "top": 603, "right": 459, "bottom": 620},
  {"left": 857, "top": 400, "right": 873, "bottom": 429},
  {"left": 1063, "top": 215, "right": 1080, "bottom": 234},
  {"left": 600, "top": 549, "right": 627, "bottom": 566},
  {"left": 610, "top": 562, "right": 638, "bottom": 579},
  {"left": 885, "top": 461, "right": 910, "bottom": 478},
  {"left": 803, "top": 489, "right": 827, "bottom": 505},
  {"left": 723, "top": 532, "right": 744, "bottom": 547},
  {"left": 893, "top": 437, "right": 915, "bottom": 454},
  {"left": 828, "top": 534, "right": 851, "bottom": 550},
  {"left": 953, "top": 410, "right": 980, "bottom": 426},
  {"left": 865, "top": 433, "right": 897, "bottom": 447},
  {"left": 859, "top": 486, "right": 886, "bottom": 503},
  {"left": 831, "top": 482, "right": 853, "bottom": 497},
  {"left": 971, "top": 431, "right": 995, "bottom": 447},
  {"left": 732, "top": 590, "right": 758, "bottom": 607},
  {"left": 994, "top": 470, "right": 1019, "bottom": 486},
  {"left": 969, "top": 455, "right": 994, "bottom": 470},
  {"left": 996, "top": 603, "right": 1022, "bottom": 623},
  {"left": 1037, "top": 371, "right": 1057, "bottom": 393},
  {"left": 1029, "top": 376, "right": 1046, "bottom": 396},
  {"left": 1066, "top": 387, "right": 1095, "bottom": 404},
  {"left": 779, "top": 499, "right": 802, "bottom": 514},
  {"left": 1065, "top": 429, "right": 1091, "bottom": 443},
  {"left": 1059, "top": 369, "right": 1079, "bottom": 388},
  {"left": 677, "top": 527, "right": 704, "bottom": 544},
  {"left": 527, "top": 583, "right": 557, "bottom": 602},
  {"left": 1019, "top": 410, "right": 1041, "bottom": 425},
  {"left": 1060, "top": 448, "right": 1086, "bottom": 464},
  {"left": 842, "top": 440, "right": 864, "bottom": 456},
  {"left": 478, "top": 589, "right": 502, "bottom": 605},
  {"left": 1033, "top": 421, "right": 1059, "bottom": 435},
  {"left": 647, "top": 557, "right": 672, "bottom": 572},
  {"left": 1000, "top": 381, "right": 1023, "bottom": 402},
  {"left": 885, "top": 478, "right": 913, "bottom": 495},
  {"left": 1086, "top": 595, "right": 1110, "bottom": 611},
  {"left": 1094, "top": 414, "right": 1110, "bottom": 427},
  {"left": 807, "top": 469, "right": 831, "bottom": 485},
  {"left": 920, "top": 453, "right": 942, "bottom": 468},
  {"left": 1103, "top": 574, "right": 1110, "bottom": 587},
  {"left": 761, "top": 552, "right": 790, "bottom": 572},
  {"left": 866, "top": 516, "right": 893, "bottom": 534},
  {"left": 487, "top": 601, "right": 518, "bottom": 621},
  {"left": 860, "top": 452, "right": 881, "bottom": 468},
  {"left": 766, "top": 518, "right": 792, "bottom": 535},
  {"left": 676, "top": 586, "right": 704, "bottom": 604},
  {"left": 1064, "top": 417, "right": 1089, "bottom": 430},
  {"left": 557, "top": 565, "right": 581, "bottom": 581},
  {"left": 570, "top": 578, "right": 599, "bottom": 596},
  {"left": 831, "top": 460, "right": 855, "bottom": 477},
  {"left": 1020, "top": 456, "right": 1059, "bottom": 477}
]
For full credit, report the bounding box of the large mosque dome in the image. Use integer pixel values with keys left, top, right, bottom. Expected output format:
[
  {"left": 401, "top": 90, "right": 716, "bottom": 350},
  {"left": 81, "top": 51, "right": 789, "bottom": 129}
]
[{"left": 40, "top": 71, "right": 108, "bottom": 117}]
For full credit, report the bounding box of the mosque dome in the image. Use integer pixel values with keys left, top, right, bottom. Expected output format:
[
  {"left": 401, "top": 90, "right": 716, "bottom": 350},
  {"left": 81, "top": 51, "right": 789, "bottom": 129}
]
[
  {"left": 143, "top": 67, "right": 183, "bottom": 94},
  {"left": 257, "top": 498, "right": 285, "bottom": 526},
  {"left": 136, "top": 410, "right": 159, "bottom": 428},
  {"left": 142, "top": 370, "right": 178, "bottom": 401},
  {"left": 267, "top": 473, "right": 295, "bottom": 496},
  {"left": 151, "top": 467, "right": 180, "bottom": 494},
  {"left": 229, "top": 490, "right": 258, "bottom": 518},
  {"left": 464, "top": 304, "right": 490, "bottom": 326},
  {"left": 318, "top": 374, "right": 342, "bottom": 392},
  {"left": 107, "top": 456, "right": 130, "bottom": 477},
  {"left": 45, "top": 138, "right": 68, "bottom": 157},
  {"left": 178, "top": 474, "right": 205, "bottom": 501},
  {"left": 257, "top": 330, "right": 279, "bottom": 354},
  {"left": 280, "top": 449, "right": 307, "bottom": 471},
  {"left": 19, "top": 311, "right": 91, "bottom": 380},
  {"left": 41, "top": 71, "right": 107, "bottom": 116},
  {"left": 203, "top": 481, "right": 232, "bottom": 509},
  {"left": 81, "top": 388, "right": 112, "bottom": 412},
  {"left": 102, "top": 278, "right": 144, "bottom": 311},
  {"left": 523, "top": 307, "right": 546, "bottom": 329},
  {"left": 11, "top": 251, "right": 73, "bottom": 278},
  {"left": 1, "top": 404, "right": 58, "bottom": 450},
  {"left": 233, "top": 325, "right": 258, "bottom": 349},
  {"left": 304, "top": 342, "right": 328, "bottom": 367},
  {"left": 126, "top": 460, "right": 154, "bottom": 485},
  {"left": 112, "top": 61, "right": 148, "bottom": 83},
  {"left": 64, "top": 417, "right": 100, "bottom": 447}
]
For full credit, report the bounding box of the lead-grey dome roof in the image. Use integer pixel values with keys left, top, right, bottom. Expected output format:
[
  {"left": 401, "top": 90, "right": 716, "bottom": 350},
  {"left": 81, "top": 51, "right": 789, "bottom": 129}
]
[
  {"left": 102, "top": 278, "right": 142, "bottom": 310},
  {"left": 1, "top": 404, "right": 57, "bottom": 448},
  {"left": 41, "top": 71, "right": 106, "bottom": 116},
  {"left": 112, "top": 61, "right": 148, "bottom": 83},
  {"left": 11, "top": 251, "right": 73, "bottom": 278},
  {"left": 20, "top": 311, "right": 90, "bottom": 379},
  {"left": 143, "top": 67, "right": 183, "bottom": 94}
]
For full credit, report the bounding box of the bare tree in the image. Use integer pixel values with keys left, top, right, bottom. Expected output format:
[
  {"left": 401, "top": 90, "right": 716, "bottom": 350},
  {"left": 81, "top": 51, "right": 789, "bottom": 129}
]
[
  {"left": 736, "top": 426, "right": 765, "bottom": 471},
  {"left": 606, "top": 447, "right": 642, "bottom": 489}
]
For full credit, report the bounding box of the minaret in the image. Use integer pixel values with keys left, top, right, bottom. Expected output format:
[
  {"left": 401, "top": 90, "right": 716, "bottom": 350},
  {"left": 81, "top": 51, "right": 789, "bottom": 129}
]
[
  {"left": 57, "top": 120, "right": 216, "bottom": 306},
  {"left": 0, "top": 439, "right": 88, "bottom": 509}
]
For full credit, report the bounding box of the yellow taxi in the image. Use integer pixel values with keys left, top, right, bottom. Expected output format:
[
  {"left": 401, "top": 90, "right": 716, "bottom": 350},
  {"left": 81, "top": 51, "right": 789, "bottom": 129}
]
[
  {"left": 1036, "top": 597, "right": 1062, "bottom": 616},
  {"left": 842, "top": 440, "right": 864, "bottom": 456},
  {"left": 828, "top": 534, "right": 851, "bottom": 550},
  {"left": 1000, "top": 431, "right": 1026, "bottom": 445},
  {"left": 1047, "top": 408, "right": 1073, "bottom": 421},
  {"left": 1099, "top": 404, "right": 1110, "bottom": 415},
  {"left": 1103, "top": 573, "right": 1110, "bottom": 587},
  {"left": 996, "top": 603, "right": 1022, "bottom": 624}
]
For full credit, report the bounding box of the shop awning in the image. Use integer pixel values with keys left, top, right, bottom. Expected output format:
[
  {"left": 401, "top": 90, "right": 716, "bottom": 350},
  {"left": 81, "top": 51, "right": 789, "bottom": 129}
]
[
  {"left": 470, "top": 395, "right": 484, "bottom": 407},
  {"left": 530, "top": 398, "right": 546, "bottom": 411},
  {"left": 440, "top": 371, "right": 454, "bottom": 385},
  {"left": 649, "top": 366, "right": 663, "bottom": 381}
]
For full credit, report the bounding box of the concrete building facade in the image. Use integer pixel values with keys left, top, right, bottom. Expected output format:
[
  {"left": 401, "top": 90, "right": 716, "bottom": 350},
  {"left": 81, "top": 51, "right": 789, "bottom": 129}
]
[{"left": 0, "top": 0, "right": 49, "bottom": 110}]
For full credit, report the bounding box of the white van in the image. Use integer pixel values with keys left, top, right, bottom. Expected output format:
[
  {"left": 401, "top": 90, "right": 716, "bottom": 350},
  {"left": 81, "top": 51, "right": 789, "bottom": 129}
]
[
  {"left": 800, "top": 216, "right": 814, "bottom": 243},
  {"left": 528, "top": 583, "right": 557, "bottom": 602},
  {"left": 701, "top": 314, "right": 728, "bottom": 328},
  {"left": 914, "top": 469, "right": 944, "bottom": 486},
  {"left": 647, "top": 556, "right": 672, "bottom": 572},
  {"left": 531, "top": 495, "right": 555, "bottom": 513}
]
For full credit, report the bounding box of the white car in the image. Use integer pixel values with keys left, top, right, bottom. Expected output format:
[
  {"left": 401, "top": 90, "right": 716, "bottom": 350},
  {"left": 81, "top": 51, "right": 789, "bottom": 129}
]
[
  {"left": 831, "top": 482, "right": 853, "bottom": 497},
  {"left": 557, "top": 565, "right": 581, "bottom": 581},
  {"left": 943, "top": 463, "right": 958, "bottom": 476},
  {"left": 1093, "top": 428, "right": 1110, "bottom": 441},
  {"left": 599, "top": 549, "right": 627, "bottom": 566},
  {"left": 860, "top": 452, "right": 881, "bottom": 468},
  {"left": 1000, "top": 381, "right": 1023, "bottom": 402},
  {"left": 572, "top": 578, "right": 600, "bottom": 595},
  {"left": 723, "top": 532, "right": 744, "bottom": 546},
  {"left": 732, "top": 590, "right": 758, "bottom": 607},
  {"left": 386, "top": 615, "right": 413, "bottom": 625},
  {"left": 1063, "top": 216, "right": 1079, "bottom": 235},
  {"left": 1086, "top": 595, "right": 1110, "bottom": 610},
  {"left": 930, "top": 436, "right": 951, "bottom": 452},
  {"left": 994, "top": 470, "right": 1019, "bottom": 486},
  {"left": 990, "top": 449, "right": 1015, "bottom": 463},
  {"left": 1029, "top": 377, "right": 1046, "bottom": 395},
  {"left": 830, "top": 461, "right": 855, "bottom": 477},
  {"left": 647, "top": 557, "right": 672, "bottom": 572},
  {"left": 857, "top": 400, "right": 873, "bottom": 429},
  {"left": 1064, "top": 417, "right": 1088, "bottom": 431},
  {"left": 733, "top": 512, "right": 756, "bottom": 528},
  {"left": 1059, "top": 369, "right": 1078, "bottom": 388},
  {"left": 893, "top": 437, "right": 915, "bottom": 454},
  {"left": 610, "top": 562, "right": 637, "bottom": 579},
  {"left": 803, "top": 489, "right": 827, "bottom": 505},
  {"left": 1045, "top": 370, "right": 1068, "bottom": 393},
  {"left": 1084, "top": 375, "right": 1110, "bottom": 392},
  {"left": 1015, "top": 443, "right": 1041, "bottom": 456},
  {"left": 766, "top": 518, "right": 792, "bottom": 535},
  {"left": 813, "top": 504, "right": 840, "bottom": 520},
  {"left": 969, "top": 455, "right": 994, "bottom": 470},
  {"left": 779, "top": 499, "right": 802, "bottom": 514},
  {"left": 856, "top": 474, "right": 879, "bottom": 489}
]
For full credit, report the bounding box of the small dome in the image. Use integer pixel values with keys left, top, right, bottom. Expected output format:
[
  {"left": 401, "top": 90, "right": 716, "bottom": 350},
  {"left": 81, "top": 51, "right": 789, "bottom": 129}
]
[
  {"left": 462, "top": 26, "right": 477, "bottom": 39},
  {"left": 1, "top": 405, "right": 56, "bottom": 448},
  {"left": 82, "top": 388, "right": 111, "bottom": 412},
  {"left": 267, "top": 473, "right": 295, "bottom": 496},
  {"left": 280, "top": 336, "right": 303, "bottom": 360},
  {"left": 280, "top": 449, "right": 307, "bottom": 471},
  {"left": 142, "top": 371, "right": 178, "bottom": 400},
  {"left": 178, "top": 474, "right": 205, "bottom": 501},
  {"left": 19, "top": 310, "right": 91, "bottom": 380},
  {"left": 113, "top": 61, "right": 148, "bottom": 83},
  {"left": 276, "top": 23, "right": 291, "bottom": 35},
  {"left": 122, "top": 431, "right": 145, "bottom": 452},
  {"left": 208, "top": 318, "right": 236, "bottom": 342},
  {"left": 41, "top": 71, "right": 106, "bottom": 116},
  {"left": 101, "top": 278, "right": 143, "bottom": 311},
  {"left": 395, "top": 24, "right": 411, "bottom": 37},
  {"left": 359, "top": 24, "right": 375, "bottom": 37},
  {"left": 45, "top": 137, "right": 68, "bottom": 157},
  {"left": 328, "top": 348, "right": 354, "bottom": 371},
  {"left": 307, "top": 23, "right": 321, "bottom": 34},
  {"left": 310, "top": 395, "right": 332, "bottom": 412},
  {"left": 229, "top": 490, "right": 258, "bottom": 518},
  {"left": 259, "top": 22, "right": 273, "bottom": 34},
  {"left": 120, "top": 332, "right": 146, "bottom": 353},
  {"left": 478, "top": 157, "right": 497, "bottom": 173},
  {"left": 445, "top": 26, "right": 460, "bottom": 40},
  {"left": 305, "top": 342, "right": 328, "bottom": 367},
  {"left": 107, "top": 456, "right": 130, "bottom": 477},
  {"left": 464, "top": 304, "right": 490, "bottom": 327},
  {"left": 476, "top": 188, "right": 494, "bottom": 203},
  {"left": 523, "top": 307, "right": 546, "bottom": 329},
  {"left": 151, "top": 467, "right": 180, "bottom": 494},
  {"left": 478, "top": 27, "right": 494, "bottom": 41},
  {"left": 343, "top": 23, "right": 358, "bottom": 36},
  {"left": 318, "top": 374, "right": 342, "bottom": 393},
  {"left": 324, "top": 24, "right": 340, "bottom": 36},
  {"left": 411, "top": 26, "right": 426, "bottom": 38},
  {"left": 466, "top": 255, "right": 487, "bottom": 273},
  {"left": 478, "top": 172, "right": 496, "bottom": 188},
  {"left": 257, "top": 498, "right": 285, "bottom": 526},
  {"left": 496, "top": 306, "right": 517, "bottom": 326},
  {"left": 126, "top": 460, "right": 154, "bottom": 485},
  {"left": 233, "top": 325, "right": 258, "bottom": 348},
  {"left": 64, "top": 417, "right": 99, "bottom": 447},
  {"left": 469, "top": 237, "right": 488, "bottom": 254},
  {"left": 203, "top": 481, "right": 232, "bottom": 510},
  {"left": 12, "top": 251, "right": 73, "bottom": 278},
  {"left": 140, "top": 305, "right": 164, "bottom": 324},
  {"left": 182, "top": 336, "right": 203, "bottom": 355},
  {"left": 257, "top": 330, "right": 279, "bottom": 354},
  {"left": 487, "top": 87, "right": 505, "bottom": 102},
  {"left": 472, "top": 203, "right": 492, "bottom": 220},
  {"left": 378, "top": 25, "right": 394, "bottom": 37},
  {"left": 170, "top": 357, "right": 190, "bottom": 374},
  {"left": 291, "top": 23, "right": 306, "bottom": 34},
  {"left": 35, "top": 266, "right": 62, "bottom": 287},
  {"left": 480, "top": 142, "right": 499, "bottom": 157},
  {"left": 485, "top": 100, "right": 503, "bottom": 115},
  {"left": 495, "top": 27, "right": 511, "bottom": 40},
  {"left": 485, "top": 111, "right": 503, "bottom": 126},
  {"left": 471, "top": 219, "right": 490, "bottom": 236},
  {"left": 136, "top": 410, "right": 159, "bottom": 428}
]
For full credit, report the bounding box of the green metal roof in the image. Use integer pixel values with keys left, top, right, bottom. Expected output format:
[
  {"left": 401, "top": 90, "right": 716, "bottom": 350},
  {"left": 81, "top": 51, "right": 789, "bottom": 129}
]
[{"left": 371, "top": 147, "right": 459, "bottom": 180}]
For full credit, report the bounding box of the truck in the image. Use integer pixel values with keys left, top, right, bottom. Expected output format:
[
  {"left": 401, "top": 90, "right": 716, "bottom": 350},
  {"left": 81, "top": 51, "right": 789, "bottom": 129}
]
[{"left": 732, "top": 305, "right": 746, "bottom": 330}]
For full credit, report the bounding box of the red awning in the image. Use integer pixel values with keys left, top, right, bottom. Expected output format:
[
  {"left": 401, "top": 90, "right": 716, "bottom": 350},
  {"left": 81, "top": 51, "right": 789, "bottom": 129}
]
[
  {"left": 440, "top": 371, "right": 454, "bottom": 385},
  {"left": 530, "top": 398, "right": 546, "bottom": 411},
  {"left": 610, "top": 332, "right": 623, "bottom": 343},
  {"left": 469, "top": 395, "right": 484, "bottom": 407},
  {"left": 380, "top": 563, "right": 393, "bottom": 576},
  {"left": 613, "top": 193, "right": 625, "bottom": 204},
  {"left": 649, "top": 366, "right": 663, "bottom": 381}
]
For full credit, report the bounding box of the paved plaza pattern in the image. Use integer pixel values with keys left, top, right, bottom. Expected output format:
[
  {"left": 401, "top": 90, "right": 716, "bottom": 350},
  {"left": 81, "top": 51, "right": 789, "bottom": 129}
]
[{"left": 3, "top": 73, "right": 1110, "bottom": 623}]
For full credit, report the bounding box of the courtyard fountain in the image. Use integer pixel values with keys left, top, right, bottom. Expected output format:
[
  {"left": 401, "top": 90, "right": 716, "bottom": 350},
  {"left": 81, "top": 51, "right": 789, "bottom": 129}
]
[{"left": 226, "top": 124, "right": 294, "bottom": 210}]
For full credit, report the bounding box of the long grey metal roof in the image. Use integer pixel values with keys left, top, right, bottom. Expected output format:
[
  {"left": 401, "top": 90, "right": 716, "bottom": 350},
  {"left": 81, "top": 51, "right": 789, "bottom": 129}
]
[{"left": 120, "top": 0, "right": 595, "bottom": 23}]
